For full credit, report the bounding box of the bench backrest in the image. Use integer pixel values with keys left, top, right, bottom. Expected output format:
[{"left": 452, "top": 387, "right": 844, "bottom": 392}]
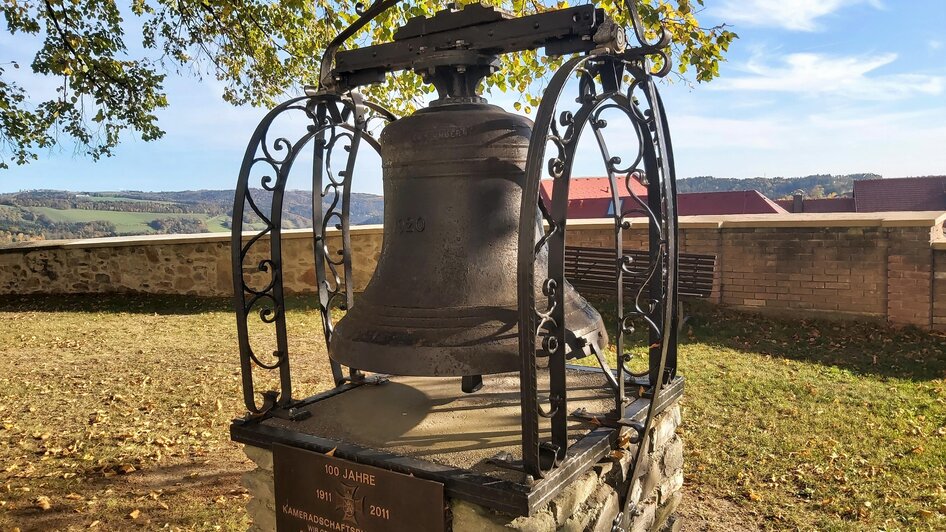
[{"left": 564, "top": 246, "right": 716, "bottom": 298}]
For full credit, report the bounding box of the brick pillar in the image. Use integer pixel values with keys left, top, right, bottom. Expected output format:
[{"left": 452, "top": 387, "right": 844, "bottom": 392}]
[
  {"left": 886, "top": 227, "right": 934, "bottom": 327},
  {"left": 933, "top": 247, "right": 946, "bottom": 332}
]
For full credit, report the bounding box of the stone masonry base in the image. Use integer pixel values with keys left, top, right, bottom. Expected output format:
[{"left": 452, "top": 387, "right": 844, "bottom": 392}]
[{"left": 242, "top": 402, "right": 683, "bottom": 532}]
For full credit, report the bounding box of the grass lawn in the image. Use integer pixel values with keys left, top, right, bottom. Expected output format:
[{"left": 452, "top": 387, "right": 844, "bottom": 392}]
[
  {"left": 0, "top": 295, "right": 943, "bottom": 531},
  {"left": 204, "top": 216, "right": 231, "bottom": 233}
]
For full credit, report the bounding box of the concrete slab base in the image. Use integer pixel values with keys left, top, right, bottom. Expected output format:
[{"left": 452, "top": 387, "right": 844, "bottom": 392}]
[
  {"left": 264, "top": 370, "right": 615, "bottom": 481},
  {"left": 236, "top": 370, "right": 685, "bottom": 531}
]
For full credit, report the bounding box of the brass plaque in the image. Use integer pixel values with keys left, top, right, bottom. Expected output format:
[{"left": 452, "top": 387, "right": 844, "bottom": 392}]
[{"left": 273, "top": 443, "right": 445, "bottom": 532}]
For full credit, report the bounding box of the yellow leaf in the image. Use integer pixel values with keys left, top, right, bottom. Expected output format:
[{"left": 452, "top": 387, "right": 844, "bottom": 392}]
[
  {"left": 35, "top": 496, "right": 52, "bottom": 511},
  {"left": 746, "top": 490, "right": 762, "bottom": 502},
  {"left": 325, "top": 447, "right": 336, "bottom": 457},
  {"left": 128, "top": 509, "right": 141, "bottom": 520},
  {"left": 618, "top": 431, "right": 632, "bottom": 449}
]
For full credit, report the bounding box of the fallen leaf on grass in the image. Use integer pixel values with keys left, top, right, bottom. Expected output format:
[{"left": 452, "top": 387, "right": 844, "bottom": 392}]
[
  {"left": 128, "top": 508, "right": 141, "bottom": 519},
  {"left": 34, "top": 495, "right": 52, "bottom": 510}
]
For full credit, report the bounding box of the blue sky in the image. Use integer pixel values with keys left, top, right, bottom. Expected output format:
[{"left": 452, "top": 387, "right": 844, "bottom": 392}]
[{"left": 1, "top": 0, "right": 944, "bottom": 194}]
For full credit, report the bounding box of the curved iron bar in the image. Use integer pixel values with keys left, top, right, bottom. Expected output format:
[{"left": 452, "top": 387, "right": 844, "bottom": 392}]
[
  {"left": 233, "top": 93, "right": 394, "bottom": 416},
  {"left": 520, "top": 53, "right": 655, "bottom": 478},
  {"left": 310, "top": 94, "right": 395, "bottom": 386},
  {"left": 233, "top": 96, "right": 318, "bottom": 415},
  {"left": 520, "top": 54, "right": 591, "bottom": 479},
  {"left": 518, "top": 46, "right": 678, "bottom": 490},
  {"left": 610, "top": 79, "right": 679, "bottom": 532},
  {"left": 318, "top": 0, "right": 403, "bottom": 90}
]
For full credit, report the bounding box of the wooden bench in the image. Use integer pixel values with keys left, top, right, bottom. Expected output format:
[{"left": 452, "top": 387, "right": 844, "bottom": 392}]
[
  {"left": 565, "top": 245, "right": 716, "bottom": 333},
  {"left": 564, "top": 245, "right": 716, "bottom": 300}
]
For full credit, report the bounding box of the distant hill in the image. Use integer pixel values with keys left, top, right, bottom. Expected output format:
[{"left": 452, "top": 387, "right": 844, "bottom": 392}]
[
  {"left": 676, "top": 173, "right": 880, "bottom": 199},
  {"left": 0, "top": 189, "right": 383, "bottom": 244},
  {"left": 0, "top": 173, "right": 882, "bottom": 244}
]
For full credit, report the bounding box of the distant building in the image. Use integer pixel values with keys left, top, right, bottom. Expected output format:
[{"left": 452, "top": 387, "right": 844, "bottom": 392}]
[
  {"left": 779, "top": 176, "right": 946, "bottom": 213},
  {"left": 852, "top": 175, "right": 946, "bottom": 212},
  {"left": 540, "top": 177, "right": 787, "bottom": 218},
  {"left": 775, "top": 196, "right": 856, "bottom": 213}
]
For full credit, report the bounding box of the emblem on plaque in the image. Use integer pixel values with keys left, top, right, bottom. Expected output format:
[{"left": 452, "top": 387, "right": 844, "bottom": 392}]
[{"left": 336, "top": 483, "right": 362, "bottom": 524}]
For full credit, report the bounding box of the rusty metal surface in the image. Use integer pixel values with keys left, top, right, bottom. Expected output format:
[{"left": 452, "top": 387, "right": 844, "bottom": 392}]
[{"left": 329, "top": 102, "right": 608, "bottom": 376}]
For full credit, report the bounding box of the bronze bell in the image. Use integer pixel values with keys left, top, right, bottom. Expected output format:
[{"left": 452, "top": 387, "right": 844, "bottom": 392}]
[{"left": 329, "top": 65, "right": 608, "bottom": 377}]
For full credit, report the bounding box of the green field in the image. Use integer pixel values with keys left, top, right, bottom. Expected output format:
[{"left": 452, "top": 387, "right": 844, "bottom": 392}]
[
  {"left": 205, "top": 214, "right": 230, "bottom": 232},
  {"left": 29, "top": 206, "right": 229, "bottom": 234}
]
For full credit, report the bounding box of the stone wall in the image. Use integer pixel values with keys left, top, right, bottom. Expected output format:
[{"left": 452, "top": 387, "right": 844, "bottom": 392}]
[
  {"left": 564, "top": 212, "right": 946, "bottom": 329},
  {"left": 0, "top": 227, "right": 383, "bottom": 297},
  {"left": 241, "top": 401, "right": 684, "bottom": 532},
  {"left": 1, "top": 212, "right": 945, "bottom": 330}
]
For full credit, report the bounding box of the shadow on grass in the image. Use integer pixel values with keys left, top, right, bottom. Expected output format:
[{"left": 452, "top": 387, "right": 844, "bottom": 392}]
[
  {"left": 0, "top": 292, "right": 326, "bottom": 315},
  {"left": 3, "top": 293, "right": 944, "bottom": 381},
  {"left": 587, "top": 296, "right": 946, "bottom": 383}
]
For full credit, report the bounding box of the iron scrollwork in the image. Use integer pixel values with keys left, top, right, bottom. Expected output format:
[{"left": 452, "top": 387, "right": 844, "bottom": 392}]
[
  {"left": 232, "top": 92, "right": 394, "bottom": 418},
  {"left": 517, "top": 3, "right": 680, "bottom": 512}
]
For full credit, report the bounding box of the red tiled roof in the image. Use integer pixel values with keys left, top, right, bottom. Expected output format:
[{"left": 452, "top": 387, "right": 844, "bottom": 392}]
[
  {"left": 676, "top": 190, "right": 787, "bottom": 216},
  {"left": 774, "top": 197, "right": 856, "bottom": 213},
  {"left": 540, "top": 177, "right": 788, "bottom": 217},
  {"left": 853, "top": 176, "right": 946, "bottom": 212},
  {"left": 539, "top": 176, "right": 647, "bottom": 202}
]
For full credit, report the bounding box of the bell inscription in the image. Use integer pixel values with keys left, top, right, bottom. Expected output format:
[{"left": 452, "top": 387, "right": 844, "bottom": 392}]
[{"left": 273, "top": 444, "right": 445, "bottom": 532}]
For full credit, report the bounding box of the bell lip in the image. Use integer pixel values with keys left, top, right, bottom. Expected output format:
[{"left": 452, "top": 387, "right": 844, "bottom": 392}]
[
  {"left": 328, "top": 336, "right": 521, "bottom": 377},
  {"left": 328, "top": 325, "right": 609, "bottom": 377}
]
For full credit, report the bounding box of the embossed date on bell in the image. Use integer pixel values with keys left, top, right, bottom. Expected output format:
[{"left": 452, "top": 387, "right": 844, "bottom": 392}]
[{"left": 273, "top": 444, "right": 445, "bottom": 532}]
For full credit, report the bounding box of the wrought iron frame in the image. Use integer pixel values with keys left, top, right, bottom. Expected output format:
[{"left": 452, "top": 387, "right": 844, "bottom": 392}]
[
  {"left": 231, "top": 0, "right": 679, "bottom": 525},
  {"left": 231, "top": 91, "right": 395, "bottom": 419},
  {"left": 516, "top": 49, "right": 679, "bottom": 528}
]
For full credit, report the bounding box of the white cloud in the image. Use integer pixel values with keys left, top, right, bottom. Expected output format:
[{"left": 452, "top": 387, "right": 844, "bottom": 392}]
[
  {"left": 715, "top": 0, "right": 881, "bottom": 31},
  {"left": 930, "top": 39, "right": 943, "bottom": 51},
  {"left": 665, "top": 106, "right": 946, "bottom": 180},
  {"left": 714, "top": 52, "right": 944, "bottom": 100}
]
